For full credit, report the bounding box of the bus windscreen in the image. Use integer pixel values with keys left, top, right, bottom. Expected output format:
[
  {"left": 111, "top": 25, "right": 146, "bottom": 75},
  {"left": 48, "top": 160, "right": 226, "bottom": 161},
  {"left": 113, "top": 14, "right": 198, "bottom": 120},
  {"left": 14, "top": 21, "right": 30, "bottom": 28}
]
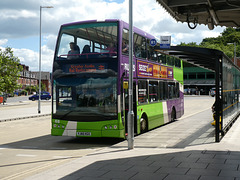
[{"left": 53, "top": 76, "right": 117, "bottom": 121}]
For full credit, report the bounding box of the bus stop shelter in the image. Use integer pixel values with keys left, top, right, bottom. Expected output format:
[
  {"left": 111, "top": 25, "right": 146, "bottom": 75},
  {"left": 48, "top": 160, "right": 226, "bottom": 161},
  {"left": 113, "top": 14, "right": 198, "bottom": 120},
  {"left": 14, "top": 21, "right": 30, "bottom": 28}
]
[
  {"left": 155, "top": 0, "right": 240, "bottom": 142},
  {"left": 155, "top": 46, "right": 240, "bottom": 142}
]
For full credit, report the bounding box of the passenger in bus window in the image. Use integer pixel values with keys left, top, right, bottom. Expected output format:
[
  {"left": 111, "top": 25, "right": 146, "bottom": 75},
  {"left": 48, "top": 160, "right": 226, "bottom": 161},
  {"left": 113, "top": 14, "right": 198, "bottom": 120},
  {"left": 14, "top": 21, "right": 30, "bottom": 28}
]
[
  {"left": 82, "top": 45, "right": 91, "bottom": 54},
  {"left": 122, "top": 40, "right": 129, "bottom": 54},
  {"left": 67, "top": 42, "right": 80, "bottom": 59}
]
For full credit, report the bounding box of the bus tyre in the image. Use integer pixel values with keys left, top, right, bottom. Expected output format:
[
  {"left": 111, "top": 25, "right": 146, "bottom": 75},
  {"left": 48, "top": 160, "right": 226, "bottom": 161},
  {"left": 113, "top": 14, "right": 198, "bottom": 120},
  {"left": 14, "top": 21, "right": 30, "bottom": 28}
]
[
  {"left": 171, "top": 109, "right": 176, "bottom": 122},
  {"left": 140, "top": 117, "right": 147, "bottom": 133}
]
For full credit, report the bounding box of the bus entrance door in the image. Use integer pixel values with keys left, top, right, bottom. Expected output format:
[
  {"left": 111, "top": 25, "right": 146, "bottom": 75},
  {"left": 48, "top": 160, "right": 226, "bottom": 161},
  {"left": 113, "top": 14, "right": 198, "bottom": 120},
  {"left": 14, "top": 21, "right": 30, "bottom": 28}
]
[{"left": 124, "top": 81, "right": 137, "bottom": 135}]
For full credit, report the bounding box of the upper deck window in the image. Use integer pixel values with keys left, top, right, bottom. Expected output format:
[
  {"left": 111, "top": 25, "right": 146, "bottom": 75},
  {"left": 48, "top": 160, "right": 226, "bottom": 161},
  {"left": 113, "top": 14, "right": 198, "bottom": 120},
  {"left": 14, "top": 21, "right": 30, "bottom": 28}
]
[{"left": 56, "top": 22, "right": 118, "bottom": 60}]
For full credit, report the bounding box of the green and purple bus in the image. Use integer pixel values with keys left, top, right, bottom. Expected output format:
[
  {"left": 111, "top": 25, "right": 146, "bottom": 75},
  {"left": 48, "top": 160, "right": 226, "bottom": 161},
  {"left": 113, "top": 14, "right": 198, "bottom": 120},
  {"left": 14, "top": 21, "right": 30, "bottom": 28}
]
[{"left": 51, "top": 19, "right": 184, "bottom": 138}]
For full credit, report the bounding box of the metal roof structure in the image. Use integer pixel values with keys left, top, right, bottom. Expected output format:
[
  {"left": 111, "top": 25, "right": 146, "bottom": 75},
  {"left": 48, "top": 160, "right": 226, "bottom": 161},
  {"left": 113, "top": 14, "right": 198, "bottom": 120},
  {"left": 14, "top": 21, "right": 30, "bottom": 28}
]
[
  {"left": 156, "top": 0, "right": 240, "bottom": 29},
  {"left": 155, "top": 45, "right": 224, "bottom": 71}
]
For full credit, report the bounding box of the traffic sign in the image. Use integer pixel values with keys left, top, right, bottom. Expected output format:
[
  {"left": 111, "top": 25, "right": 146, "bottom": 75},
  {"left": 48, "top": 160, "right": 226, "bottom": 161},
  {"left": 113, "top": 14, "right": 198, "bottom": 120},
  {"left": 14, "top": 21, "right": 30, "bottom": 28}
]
[
  {"left": 150, "top": 39, "right": 157, "bottom": 46},
  {"left": 160, "top": 36, "right": 171, "bottom": 49}
]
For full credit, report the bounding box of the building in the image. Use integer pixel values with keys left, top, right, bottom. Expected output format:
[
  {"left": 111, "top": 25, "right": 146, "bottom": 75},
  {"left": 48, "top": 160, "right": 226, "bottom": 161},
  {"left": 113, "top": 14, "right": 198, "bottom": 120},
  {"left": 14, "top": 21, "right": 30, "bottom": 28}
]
[
  {"left": 18, "top": 64, "right": 38, "bottom": 94},
  {"left": 17, "top": 64, "right": 51, "bottom": 94},
  {"left": 183, "top": 66, "right": 215, "bottom": 95},
  {"left": 183, "top": 57, "right": 240, "bottom": 95},
  {"left": 31, "top": 71, "right": 51, "bottom": 93}
]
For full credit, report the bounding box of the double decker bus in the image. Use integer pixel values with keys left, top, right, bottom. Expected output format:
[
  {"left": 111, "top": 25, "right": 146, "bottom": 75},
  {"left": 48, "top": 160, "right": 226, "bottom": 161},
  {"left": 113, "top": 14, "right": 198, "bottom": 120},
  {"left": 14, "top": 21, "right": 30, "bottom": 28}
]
[{"left": 51, "top": 19, "right": 184, "bottom": 138}]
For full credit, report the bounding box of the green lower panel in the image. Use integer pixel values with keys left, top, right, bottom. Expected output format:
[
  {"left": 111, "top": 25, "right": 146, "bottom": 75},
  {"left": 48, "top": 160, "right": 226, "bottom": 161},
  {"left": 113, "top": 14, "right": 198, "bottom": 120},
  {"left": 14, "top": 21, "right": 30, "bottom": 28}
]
[
  {"left": 137, "top": 102, "right": 165, "bottom": 131},
  {"left": 51, "top": 119, "right": 125, "bottom": 138},
  {"left": 51, "top": 128, "right": 64, "bottom": 136}
]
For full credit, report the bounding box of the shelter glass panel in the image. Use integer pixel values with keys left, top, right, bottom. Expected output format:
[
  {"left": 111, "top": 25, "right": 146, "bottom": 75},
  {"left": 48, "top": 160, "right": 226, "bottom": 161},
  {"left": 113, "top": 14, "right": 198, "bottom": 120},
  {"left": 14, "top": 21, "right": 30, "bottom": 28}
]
[{"left": 222, "top": 57, "right": 240, "bottom": 130}]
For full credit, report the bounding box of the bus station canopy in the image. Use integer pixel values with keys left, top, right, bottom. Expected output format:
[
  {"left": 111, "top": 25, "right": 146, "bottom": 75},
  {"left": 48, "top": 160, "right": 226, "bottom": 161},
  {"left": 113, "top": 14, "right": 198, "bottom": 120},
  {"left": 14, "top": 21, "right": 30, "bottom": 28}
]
[
  {"left": 155, "top": 45, "right": 224, "bottom": 72},
  {"left": 156, "top": 0, "right": 240, "bottom": 29}
]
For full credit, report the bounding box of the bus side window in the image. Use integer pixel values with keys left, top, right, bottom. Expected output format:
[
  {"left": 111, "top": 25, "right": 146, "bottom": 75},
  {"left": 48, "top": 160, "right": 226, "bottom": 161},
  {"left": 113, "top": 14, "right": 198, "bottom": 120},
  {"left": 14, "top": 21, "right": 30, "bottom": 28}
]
[
  {"left": 176, "top": 82, "right": 180, "bottom": 98},
  {"left": 134, "top": 33, "right": 147, "bottom": 59},
  {"left": 175, "top": 58, "right": 181, "bottom": 68},
  {"left": 163, "top": 82, "right": 168, "bottom": 100},
  {"left": 138, "top": 81, "right": 148, "bottom": 104},
  {"left": 168, "top": 82, "right": 172, "bottom": 99},
  {"left": 149, "top": 81, "right": 158, "bottom": 102},
  {"left": 159, "top": 81, "right": 168, "bottom": 100},
  {"left": 167, "top": 55, "right": 174, "bottom": 66},
  {"left": 159, "top": 53, "right": 166, "bottom": 64},
  {"left": 159, "top": 81, "right": 163, "bottom": 100},
  {"left": 168, "top": 82, "right": 178, "bottom": 99},
  {"left": 122, "top": 29, "right": 129, "bottom": 55}
]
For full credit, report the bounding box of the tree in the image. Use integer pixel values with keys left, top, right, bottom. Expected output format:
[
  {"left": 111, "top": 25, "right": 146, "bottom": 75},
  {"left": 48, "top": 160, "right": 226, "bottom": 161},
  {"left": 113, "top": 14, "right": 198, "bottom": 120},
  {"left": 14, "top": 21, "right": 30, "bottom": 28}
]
[
  {"left": 178, "top": 27, "right": 240, "bottom": 59},
  {"left": 0, "top": 47, "right": 23, "bottom": 94}
]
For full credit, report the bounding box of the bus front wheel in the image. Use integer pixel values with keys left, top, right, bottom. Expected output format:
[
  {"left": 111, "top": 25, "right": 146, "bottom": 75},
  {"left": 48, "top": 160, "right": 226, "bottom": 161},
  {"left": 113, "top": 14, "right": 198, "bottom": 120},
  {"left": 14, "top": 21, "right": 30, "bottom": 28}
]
[{"left": 140, "top": 116, "right": 148, "bottom": 134}]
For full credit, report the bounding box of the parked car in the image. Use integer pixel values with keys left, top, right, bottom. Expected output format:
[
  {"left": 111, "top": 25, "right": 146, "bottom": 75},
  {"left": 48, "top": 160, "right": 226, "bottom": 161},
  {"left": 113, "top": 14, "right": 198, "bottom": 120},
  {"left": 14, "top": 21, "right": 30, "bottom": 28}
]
[
  {"left": 210, "top": 88, "right": 216, "bottom": 97},
  {"left": 209, "top": 87, "right": 221, "bottom": 97},
  {"left": 29, "top": 92, "right": 51, "bottom": 101}
]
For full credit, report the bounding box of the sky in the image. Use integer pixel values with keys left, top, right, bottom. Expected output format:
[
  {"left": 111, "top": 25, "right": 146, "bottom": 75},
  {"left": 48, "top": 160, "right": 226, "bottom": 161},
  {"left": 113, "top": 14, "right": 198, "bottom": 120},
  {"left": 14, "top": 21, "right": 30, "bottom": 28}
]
[{"left": 0, "top": 0, "right": 225, "bottom": 72}]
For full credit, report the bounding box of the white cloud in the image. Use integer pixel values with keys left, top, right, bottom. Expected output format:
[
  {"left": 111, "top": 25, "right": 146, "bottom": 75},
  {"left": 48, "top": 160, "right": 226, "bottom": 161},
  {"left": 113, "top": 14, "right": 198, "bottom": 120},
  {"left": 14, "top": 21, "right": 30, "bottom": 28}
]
[
  {"left": 0, "top": 39, "right": 8, "bottom": 46},
  {"left": 12, "top": 48, "right": 39, "bottom": 71},
  {"left": 11, "top": 46, "right": 54, "bottom": 72},
  {"left": 201, "top": 30, "right": 221, "bottom": 39},
  {"left": 0, "top": 9, "right": 37, "bottom": 19}
]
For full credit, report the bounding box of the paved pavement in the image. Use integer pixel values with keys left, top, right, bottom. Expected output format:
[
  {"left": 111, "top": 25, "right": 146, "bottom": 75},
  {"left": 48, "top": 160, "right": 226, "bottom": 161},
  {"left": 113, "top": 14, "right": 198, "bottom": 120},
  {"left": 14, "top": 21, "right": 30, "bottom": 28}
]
[
  {"left": 0, "top": 100, "right": 51, "bottom": 122},
  {"left": 2, "top": 97, "right": 240, "bottom": 180}
]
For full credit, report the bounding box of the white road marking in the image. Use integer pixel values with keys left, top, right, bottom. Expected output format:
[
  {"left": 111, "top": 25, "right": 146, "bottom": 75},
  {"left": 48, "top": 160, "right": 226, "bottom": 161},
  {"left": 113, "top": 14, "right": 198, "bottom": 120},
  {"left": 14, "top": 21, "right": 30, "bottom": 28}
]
[
  {"left": 0, "top": 145, "right": 9, "bottom": 149},
  {"left": 16, "top": 154, "right": 37, "bottom": 157},
  {"left": 52, "top": 156, "right": 72, "bottom": 159}
]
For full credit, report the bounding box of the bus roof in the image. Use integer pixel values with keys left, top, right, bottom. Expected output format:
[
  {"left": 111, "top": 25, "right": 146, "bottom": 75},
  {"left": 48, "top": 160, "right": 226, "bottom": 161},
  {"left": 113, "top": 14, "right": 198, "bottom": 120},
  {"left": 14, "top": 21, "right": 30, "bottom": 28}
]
[{"left": 61, "top": 19, "right": 156, "bottom": 40}]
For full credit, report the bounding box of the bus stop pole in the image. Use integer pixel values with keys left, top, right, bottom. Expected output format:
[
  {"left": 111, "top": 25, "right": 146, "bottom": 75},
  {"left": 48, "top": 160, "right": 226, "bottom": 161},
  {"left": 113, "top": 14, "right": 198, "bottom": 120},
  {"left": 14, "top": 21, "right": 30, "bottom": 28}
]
[{"left": 128, "top": 0, "right": 134, "bottom": 150}]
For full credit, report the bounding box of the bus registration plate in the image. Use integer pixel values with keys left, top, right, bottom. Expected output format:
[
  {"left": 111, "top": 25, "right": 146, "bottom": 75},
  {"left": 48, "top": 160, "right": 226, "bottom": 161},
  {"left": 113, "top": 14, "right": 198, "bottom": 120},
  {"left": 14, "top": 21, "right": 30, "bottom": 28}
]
[{"left": 77, "top": 132, "right": 91, "bottom": 136}]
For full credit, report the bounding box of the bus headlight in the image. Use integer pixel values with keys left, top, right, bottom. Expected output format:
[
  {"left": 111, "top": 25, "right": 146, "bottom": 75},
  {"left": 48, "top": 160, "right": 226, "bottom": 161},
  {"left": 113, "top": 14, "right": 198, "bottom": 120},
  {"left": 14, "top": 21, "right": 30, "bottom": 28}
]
[{"left": 104, "top": 125, "right": 117, "bottom": 130}]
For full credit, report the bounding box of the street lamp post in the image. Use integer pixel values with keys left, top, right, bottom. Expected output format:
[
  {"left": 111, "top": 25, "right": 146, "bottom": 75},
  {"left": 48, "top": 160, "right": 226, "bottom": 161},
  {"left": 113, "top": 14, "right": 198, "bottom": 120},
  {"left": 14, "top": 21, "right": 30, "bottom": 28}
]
[
  {"left": 127, "top": 0, "right": 134, "bottom": 150},
  {"left": 38, "top": 6, "right": 53, "bottom": 114}
]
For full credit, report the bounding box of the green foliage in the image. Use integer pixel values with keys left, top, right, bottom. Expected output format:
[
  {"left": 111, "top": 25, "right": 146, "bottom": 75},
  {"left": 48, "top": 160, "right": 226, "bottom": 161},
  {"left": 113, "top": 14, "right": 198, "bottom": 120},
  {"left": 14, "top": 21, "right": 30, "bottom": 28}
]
[
  {"left": 0, "top": 47, "right": 23, "bottom": 94},
  {"left": 178, "top": 27, "right": 240, "bottom": 59},
  {"left": 178, "top": 42, "right": 199, "bottom": 47},
  {"left": 25, "top": 85, "right": 37, "bottom": 94},
  {"left": 35, "top": 84, "right": 47, "bottom": 92},
  {"left": 20, "top": 89, "right": 28, "bottom": 96}
]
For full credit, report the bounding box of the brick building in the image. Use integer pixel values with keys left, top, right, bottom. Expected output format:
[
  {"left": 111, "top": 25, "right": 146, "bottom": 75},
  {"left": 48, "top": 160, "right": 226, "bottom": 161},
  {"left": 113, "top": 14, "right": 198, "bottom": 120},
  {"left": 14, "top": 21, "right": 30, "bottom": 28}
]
[
  {"left": 18, "top": 64, "right": 38, "bottom": 93},
  {"left": 31, "top": 71, "right": 51, "bottom": 93},
  {"left": 17, "top": 64, "right": 51, "bottom": 94}
]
